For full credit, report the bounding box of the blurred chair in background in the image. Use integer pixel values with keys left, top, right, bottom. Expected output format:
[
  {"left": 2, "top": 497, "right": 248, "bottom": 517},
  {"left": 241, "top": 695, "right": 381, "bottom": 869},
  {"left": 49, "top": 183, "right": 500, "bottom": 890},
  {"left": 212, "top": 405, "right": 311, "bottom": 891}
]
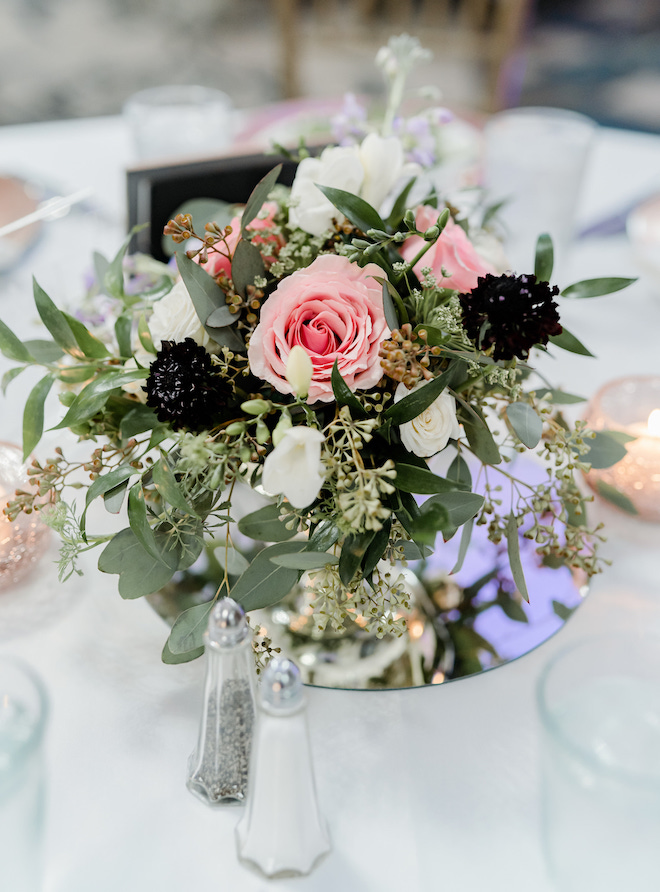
[{"left": 272, "top": 0, "right": 534, "bottom": 113}]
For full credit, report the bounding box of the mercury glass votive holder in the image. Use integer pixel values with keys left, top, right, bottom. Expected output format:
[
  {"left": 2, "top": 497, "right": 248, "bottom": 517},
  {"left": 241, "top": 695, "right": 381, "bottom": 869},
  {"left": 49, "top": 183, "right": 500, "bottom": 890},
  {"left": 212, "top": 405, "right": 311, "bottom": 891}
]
[
  {"left": 583, "top": 376, "right": 660, "bottom": 522},
  {"left": 0, "top": 443, "right": 50, "bottom": 588}
]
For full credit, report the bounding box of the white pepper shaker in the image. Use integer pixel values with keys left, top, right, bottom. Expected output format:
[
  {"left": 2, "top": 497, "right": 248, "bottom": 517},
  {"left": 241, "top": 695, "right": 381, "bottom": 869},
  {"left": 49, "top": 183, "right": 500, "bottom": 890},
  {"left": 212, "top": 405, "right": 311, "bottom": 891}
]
[
  {"left": 236, "top": 657, "right": 331, "bottom": 877},
  {"left": 187, "top": 597, "right": 257, "bottom": 805}
]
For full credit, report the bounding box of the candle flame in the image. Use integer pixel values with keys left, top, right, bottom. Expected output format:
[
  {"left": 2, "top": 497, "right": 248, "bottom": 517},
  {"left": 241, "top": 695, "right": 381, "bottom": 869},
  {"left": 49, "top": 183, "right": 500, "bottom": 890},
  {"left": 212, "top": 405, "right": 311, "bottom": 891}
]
[{"left": 648, "top": 409, "right": 660, "bottom": 436}]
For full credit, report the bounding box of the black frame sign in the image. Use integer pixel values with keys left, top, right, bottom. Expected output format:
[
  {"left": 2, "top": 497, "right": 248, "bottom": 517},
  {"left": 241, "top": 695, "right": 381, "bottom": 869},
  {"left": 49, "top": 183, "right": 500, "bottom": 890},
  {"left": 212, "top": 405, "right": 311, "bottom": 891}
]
[{"left": 126, "top": 151, "right": 299, "bottom": 262}]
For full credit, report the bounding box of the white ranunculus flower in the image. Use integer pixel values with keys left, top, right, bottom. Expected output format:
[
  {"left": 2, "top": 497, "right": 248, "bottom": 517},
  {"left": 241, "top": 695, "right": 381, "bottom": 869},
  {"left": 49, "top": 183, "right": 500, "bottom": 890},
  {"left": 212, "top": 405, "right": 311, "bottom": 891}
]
[
  {"left": 395, "top": 381, "right": 461, "bottom": 458},
  {"left": 261, "top": 426, "right": 325, "bottom": 509},
  {"left": 148, "top": 279, "right": 217, "bottom": 352},
  {"left": 358, "top": 132, "right": 407, "bottom": 210},
  {"left": 288, "top": 145, "right": 364, "bottom": 236}
]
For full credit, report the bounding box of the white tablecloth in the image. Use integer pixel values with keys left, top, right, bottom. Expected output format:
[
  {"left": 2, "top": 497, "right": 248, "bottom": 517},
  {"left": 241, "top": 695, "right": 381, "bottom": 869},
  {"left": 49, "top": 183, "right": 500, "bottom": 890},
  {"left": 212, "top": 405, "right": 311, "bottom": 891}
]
[{"left": 1, "top": 114, "right": 660, "bottom": 892}]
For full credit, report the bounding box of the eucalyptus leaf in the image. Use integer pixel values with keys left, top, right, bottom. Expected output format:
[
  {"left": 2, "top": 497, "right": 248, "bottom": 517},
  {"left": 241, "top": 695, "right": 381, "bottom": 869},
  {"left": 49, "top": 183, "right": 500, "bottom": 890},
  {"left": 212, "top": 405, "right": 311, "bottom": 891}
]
[
  {"left": 206, "top": 305, "right": 236, "bottom": 327},
  {"left": 460, "top": 406, "right": 502, "bottom": 465},
  {"left": 447, "top": 453, "right": 472, "bottom": 489},
  {"left": 62, "top": 312, "right": 111, "bottom": 359},
  {"left": 594, "top": 479, "right": 638, "bottom": 514},
  {"left": 218, "top": 545, "right": 250, "bottom": 576},
  {"left": 423, "top": 490, "right": 484, "bottom": 529},
  {"left": 237, "top": 502, "right": 297, "bottom": 542},
  {"left": 104, "top": 230, "right": 133, "bottom": 299},
  {"left": 270, "top": 551, "right": 339, "bottom": 570},
  {"left": 552, "top": 600, "right": 576, "bottom": 621},
  {"left": 561, "top": 277, "right": 636, "bottom": 299},
  {"left": 532, "top": 387, "right": 585, "bottom": 405},
  {"left": 582, "top": 430, "right": 629, "bottom": 469},
  {"left": 242, "top": 164, "right": 282, "bottom": 234},
  {"left": 534, "top": 233, "right": 554, "bottom": 282},
  {"left": 33, "top": 278, "right": 78, "bottom": 353},
  {"left": 393, "top": 463, "right": 468, "bottom": 494},
  {"left": 127, "top": 482, "right": 178, "bottom": 568},
  {"left": 167, "top": 601, "right": 215, "bottom": 655},
  {"left": 177, "top": 250, "right": 235, "bottom": 334},
  {"left": 103, "top": 478, "right": 131, "bottom": 515},
  {"left": 505, "top": 515, "right": 529, "bottom": 603},
  {"left": 22, "top": 374, "right": 54, "bottom": 460},
  {"left": 307, "top": 520, "right": 340, "bottom": 553},
  {"left": 81, "top": 465, "right": 135, "bottom": 536},
  {"left": 163, "top": 197, "right": 233, "bottom": 257},
  {"left": 162, "top": 639, "right": 205, "bottom": 664},
  {"left": 231, "top": 238, "right": 266, "bottom": 299},
  {"left": 98, "top": 528, "right": 176, "bottom": 598},
  {"left": 120, "top": 404, "right": 161, "bottom": 439},
  {"left": 114, "top": 316, "right": 132, "bottom": 359},
  {"left": 2, "top": 366, "right": 25, "bottom": 395},
  {"left": 331, "top": 360, "right": 367, "bottom": 417},
  {"left": 0, "top": 319, "right": 32, "bottom": 363},
  {"left": 22, "top": 339, "right": 64, "bottom": 363},
  {"left": 410, "top": 501, "right": 450, "bottom": 545},
  {"left": 381, "top": 280, "right": 399, "bottom": 330},
  {"left": 52, "top": 369, "right": 149, "bottom": 430},
  {"left": 498, "top": 594, "right": 529, "bottom": 623},
  {"left": 451, "top": 517, "right": 474, "bottom": 574},
  {"left": 506, "top": 401, "right": 543, "bottom": 448},
  {"left": 338, "top": 529, "right": 377, "bottom": 587},
  {"left": 549, "top": 327, "right": 594, "bottom": 357},
  {"left": 231, "top": 541, "right": 306, "bottom": 611},
  {"left": 361, "top": 518, "right": 392, "bottom": 579},
  {"left": 137, "top": 314, "right": 156, "bottom": 355},
  {"left": 152, "top": 456, "right": 197, "bottom": 515},
  {"left": 316, "top": 184, "right": 385, "bottom": 233}
]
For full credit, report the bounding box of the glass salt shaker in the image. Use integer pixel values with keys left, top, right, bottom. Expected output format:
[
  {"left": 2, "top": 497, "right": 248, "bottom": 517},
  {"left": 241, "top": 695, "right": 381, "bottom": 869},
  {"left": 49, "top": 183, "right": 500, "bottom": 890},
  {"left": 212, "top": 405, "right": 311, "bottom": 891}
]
[
  {"left": 187, "top": 597, "right": 257, "bottom": 805},
  {"left": 236, "top": 657, "right": 331, "bottom": 877}
]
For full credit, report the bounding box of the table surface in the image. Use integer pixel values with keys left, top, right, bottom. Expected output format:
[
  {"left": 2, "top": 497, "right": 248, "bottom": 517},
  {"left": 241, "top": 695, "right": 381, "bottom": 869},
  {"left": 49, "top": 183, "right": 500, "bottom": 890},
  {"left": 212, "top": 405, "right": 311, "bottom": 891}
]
[{"left": 1, "top": 112, "right": 660, "bottom": 892}]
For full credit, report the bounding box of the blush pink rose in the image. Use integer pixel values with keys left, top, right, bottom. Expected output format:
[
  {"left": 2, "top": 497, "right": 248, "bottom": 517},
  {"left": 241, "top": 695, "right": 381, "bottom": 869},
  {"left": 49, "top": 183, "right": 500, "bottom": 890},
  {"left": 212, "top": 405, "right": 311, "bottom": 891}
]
[
  {"left": 197, "top": 201, "right": 284, "bottom": 279},
  {"left": 248, "top": 254, "right": 390, "bottom": 403},
  {"left": 401, "top": 206, "right": 496, "bottom": 293}
]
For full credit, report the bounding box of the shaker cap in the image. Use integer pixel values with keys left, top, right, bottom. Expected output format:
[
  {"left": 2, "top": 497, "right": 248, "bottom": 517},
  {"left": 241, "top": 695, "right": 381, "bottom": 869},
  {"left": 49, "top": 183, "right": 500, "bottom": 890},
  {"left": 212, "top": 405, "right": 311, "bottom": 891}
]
[
  {"left": 207, "top": 597, "right": 250, "bottom": 648},
  {"left": 261, "top": 657, "right": 304, "bottom": 713}
]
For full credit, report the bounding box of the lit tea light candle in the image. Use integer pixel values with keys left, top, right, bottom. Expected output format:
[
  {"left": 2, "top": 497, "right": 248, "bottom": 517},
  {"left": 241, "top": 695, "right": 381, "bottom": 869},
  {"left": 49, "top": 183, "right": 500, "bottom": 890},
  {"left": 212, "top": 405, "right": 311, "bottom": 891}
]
[
  {"left": 584, "top": 376, "right": 660, "bottom": 522},
  {"left": 0, "top": 443, "right": 50, "bottom": 587}
]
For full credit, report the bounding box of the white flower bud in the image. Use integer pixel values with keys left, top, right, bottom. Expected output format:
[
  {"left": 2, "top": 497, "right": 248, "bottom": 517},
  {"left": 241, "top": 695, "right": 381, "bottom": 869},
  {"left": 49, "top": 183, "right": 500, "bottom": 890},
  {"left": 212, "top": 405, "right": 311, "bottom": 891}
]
[{"left": 285, "top": 346, "right": 313, "bottom": 399}]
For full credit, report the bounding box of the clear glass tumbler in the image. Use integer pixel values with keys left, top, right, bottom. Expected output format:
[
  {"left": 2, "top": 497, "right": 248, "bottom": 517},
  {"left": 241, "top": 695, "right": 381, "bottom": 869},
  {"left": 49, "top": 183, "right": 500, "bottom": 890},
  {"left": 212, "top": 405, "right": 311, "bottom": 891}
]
[
  {"left": 0, "top": 655, "right": 48, "bottom": 892},
  {"left": 123, "top": 84, "right": 234, "bottom": 164},
  {"left": 482, "top": 107, "right": 596, "bottom": 274},
  {"left": 537, "top": 633, "right": 660, "bottom": 891}
]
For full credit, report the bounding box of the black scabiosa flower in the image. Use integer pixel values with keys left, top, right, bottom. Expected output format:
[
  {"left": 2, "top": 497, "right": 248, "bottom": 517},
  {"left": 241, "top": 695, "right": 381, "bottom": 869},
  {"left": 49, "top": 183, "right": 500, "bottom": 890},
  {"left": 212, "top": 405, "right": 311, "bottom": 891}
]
[
  {"left": 459, "top": 273, "right": 562, "bottom": 361},
  {"left": 144, "top": 338, "right": 228, "bottom": 432}
]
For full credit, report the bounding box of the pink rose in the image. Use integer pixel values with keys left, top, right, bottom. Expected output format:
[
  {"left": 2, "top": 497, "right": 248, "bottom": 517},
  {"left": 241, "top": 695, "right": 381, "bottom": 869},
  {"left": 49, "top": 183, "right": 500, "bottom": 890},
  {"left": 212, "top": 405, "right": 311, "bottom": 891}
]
[
  {"left": 248, "top": 254, "right": 390, "bottom": 403},
  {"left": 197, "top": 201, "right": 283, "bottom": 279},
  {"left": 401, "top": 206, "right": 496, "bottom": 293}
]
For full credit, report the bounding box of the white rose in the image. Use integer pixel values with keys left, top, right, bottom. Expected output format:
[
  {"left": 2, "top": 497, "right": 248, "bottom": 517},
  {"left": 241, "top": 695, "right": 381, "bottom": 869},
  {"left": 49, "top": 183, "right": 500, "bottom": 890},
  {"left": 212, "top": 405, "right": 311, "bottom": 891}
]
[
  {"left": 148, "top": 279, "right": 217, "bottom": 352},
  {"left": 262, "top": 426, "right": 325, "bottom": 509},
  {"left": 358, "top": 133, "right": 407, "bottom": 210},
  {"left": 288, "top": 145, "right": 364, "bottom": 236},
  {"left": 395, "top": 381, "right": 461, "bottom": 458}
]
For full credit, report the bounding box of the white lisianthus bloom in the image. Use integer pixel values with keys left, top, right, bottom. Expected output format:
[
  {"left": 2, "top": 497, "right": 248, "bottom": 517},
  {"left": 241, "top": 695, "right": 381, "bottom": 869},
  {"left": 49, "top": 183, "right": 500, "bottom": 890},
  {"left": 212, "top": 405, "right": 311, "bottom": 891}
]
[
  {"left": 148, "top": 279, "right": 217, "bottom": 352},
  {"left": 358, "top": 132, "right": 407, "bottom": 210},
  {"left": 395, "top": 381, "right": 461, "bottom": 457},
  {"left": 262, "top": 426, "right": 325, "bottom": 509},
  {"left": 285, "top": 345, "right": 313, "bottom": 399},
  {"left": 289, "top": 145, "right": 364, "bottom": 236}
]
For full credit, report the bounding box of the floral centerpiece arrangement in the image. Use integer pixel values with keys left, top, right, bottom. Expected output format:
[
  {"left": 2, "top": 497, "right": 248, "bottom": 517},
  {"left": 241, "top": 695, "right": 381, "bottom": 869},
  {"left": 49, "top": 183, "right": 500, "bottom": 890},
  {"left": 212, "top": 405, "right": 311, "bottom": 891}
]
[{"left": 0, "top": 37, "right": 634, "bottom": 664}]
